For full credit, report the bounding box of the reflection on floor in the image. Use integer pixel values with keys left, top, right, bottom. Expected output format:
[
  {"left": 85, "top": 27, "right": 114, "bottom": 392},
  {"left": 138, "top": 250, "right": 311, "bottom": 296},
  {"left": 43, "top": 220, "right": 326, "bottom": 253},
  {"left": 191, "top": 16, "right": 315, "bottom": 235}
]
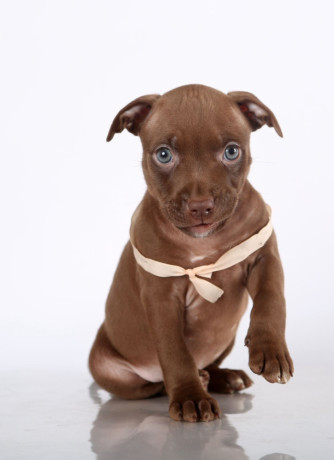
[
  {"left": 90, "top": 384, "right": 255, "bottom": 460},
  {"left": 1, "top": 368, "right": 333, "bottom": 459}
]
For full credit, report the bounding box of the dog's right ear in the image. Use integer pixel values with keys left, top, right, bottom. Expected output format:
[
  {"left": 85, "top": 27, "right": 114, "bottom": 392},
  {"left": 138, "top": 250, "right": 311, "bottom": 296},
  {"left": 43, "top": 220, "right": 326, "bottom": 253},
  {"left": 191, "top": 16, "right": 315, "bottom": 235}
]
[{"left": 106, "top": 94, "right": 161, "bottom": 142}]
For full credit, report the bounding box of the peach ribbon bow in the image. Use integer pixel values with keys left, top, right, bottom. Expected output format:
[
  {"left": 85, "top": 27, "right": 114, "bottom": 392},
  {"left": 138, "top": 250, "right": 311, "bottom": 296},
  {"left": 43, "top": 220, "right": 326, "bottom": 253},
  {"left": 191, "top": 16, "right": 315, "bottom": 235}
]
[{"left": 132, "top": 208, "right": 272, "bottom": 304}]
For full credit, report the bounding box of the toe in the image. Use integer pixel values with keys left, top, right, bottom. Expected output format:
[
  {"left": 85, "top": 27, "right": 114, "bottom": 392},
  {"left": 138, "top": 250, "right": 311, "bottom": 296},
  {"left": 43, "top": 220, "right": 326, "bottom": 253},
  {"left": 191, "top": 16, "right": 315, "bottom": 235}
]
[
  {"left": 182, "top": 400, "right": 198, "bottom": 423},
  {"left": 262, "top": 356, "right": 282, "bottom": 383},
  {"left": 209, "top": 398, "right": 221, "bottom": 419},
  {"left": 236, "top": 370, "right": 254, "bottom": 388},
  {"left": 249, "top": 351, "right": 265, "bottom": 375},
  {"left": 169, "top": 401, "right": 182, "bottom": 421},
  {"left": 198, "top": 400, "right": 214, "bottom": 422}
]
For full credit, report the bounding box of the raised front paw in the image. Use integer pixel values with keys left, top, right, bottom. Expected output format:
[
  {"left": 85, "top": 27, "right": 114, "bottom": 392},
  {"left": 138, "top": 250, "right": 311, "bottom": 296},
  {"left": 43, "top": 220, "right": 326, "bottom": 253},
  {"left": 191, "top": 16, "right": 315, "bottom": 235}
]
[
  {"left": 169, "top": 390, "right": 221, "bottom": 422},
  {"left": 245, "top": 337, "right": 294, "bottom": 384}
]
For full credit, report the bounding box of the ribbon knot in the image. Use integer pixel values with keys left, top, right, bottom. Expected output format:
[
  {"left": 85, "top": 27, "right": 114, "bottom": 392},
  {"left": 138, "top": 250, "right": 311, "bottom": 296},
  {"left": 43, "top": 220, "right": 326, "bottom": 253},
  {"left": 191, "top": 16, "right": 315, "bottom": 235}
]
[{"left": 184, "top": 268, "right": 196, "bottom": 279}]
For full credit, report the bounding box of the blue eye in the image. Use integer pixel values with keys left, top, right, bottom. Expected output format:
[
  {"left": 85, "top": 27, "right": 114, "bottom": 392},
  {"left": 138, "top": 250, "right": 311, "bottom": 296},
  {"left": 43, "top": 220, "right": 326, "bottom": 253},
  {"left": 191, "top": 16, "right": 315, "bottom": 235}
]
[
  {"left": 156, "top": 147, "right": 173, "bottom": 164},
  {"left": 224, "top": 144, "right": 240, "bottom": 161}
]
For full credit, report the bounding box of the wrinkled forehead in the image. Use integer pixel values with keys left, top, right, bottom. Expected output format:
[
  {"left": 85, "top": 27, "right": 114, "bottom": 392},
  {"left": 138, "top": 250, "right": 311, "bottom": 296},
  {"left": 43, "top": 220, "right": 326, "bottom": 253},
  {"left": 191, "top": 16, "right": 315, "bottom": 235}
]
[{"left": 140, "top": 88, "right": 251, "bottom": 151}]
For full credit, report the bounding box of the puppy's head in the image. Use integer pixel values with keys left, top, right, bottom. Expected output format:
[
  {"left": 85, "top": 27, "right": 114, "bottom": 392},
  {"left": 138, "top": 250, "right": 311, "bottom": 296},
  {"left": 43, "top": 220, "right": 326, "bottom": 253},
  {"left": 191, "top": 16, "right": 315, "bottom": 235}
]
[{"left": 107, "top": 84, "right": 282, "bottom": 238}]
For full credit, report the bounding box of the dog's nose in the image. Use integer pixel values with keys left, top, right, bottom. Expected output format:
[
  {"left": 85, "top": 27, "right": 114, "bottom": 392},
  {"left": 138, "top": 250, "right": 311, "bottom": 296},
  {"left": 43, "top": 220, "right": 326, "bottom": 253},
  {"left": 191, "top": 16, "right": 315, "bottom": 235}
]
[{"left": 188, "top": 198, "right": 214, "bottom": 220}]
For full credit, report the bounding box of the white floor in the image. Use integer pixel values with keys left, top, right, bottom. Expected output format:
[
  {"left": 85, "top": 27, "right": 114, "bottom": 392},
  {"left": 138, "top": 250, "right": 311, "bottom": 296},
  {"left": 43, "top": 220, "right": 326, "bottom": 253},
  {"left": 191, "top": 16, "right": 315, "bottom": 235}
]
[{"left": 1, "top": 366, "right": 333, "bottom": 460}]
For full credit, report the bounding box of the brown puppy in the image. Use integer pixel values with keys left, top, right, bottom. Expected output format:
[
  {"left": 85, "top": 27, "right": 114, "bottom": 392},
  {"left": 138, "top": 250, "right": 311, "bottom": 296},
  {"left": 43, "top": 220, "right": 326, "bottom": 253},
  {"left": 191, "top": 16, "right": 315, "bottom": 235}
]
[{"left": 89, "top": 84, "right": 293, "bottom": 422}]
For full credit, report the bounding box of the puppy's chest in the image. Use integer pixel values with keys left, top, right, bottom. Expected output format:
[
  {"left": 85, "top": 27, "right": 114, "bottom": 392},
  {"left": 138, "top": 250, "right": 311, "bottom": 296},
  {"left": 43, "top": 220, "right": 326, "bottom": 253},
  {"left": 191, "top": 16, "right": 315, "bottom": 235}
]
[
  {"left": 183, "top": 266, "right": 249, "bottom": 359},
  {"left": 184, "top": 262, "right": 247, "bottom": 317}
]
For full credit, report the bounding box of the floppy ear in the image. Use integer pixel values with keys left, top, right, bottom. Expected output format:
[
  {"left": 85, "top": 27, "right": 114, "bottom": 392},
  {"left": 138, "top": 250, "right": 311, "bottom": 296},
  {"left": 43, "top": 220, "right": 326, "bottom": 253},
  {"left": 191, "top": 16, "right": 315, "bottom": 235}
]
[
  {"left": 106, "top": 94, "right": 161, "bottom": 141},
  {"left": 227, "top": 91, "right": 283, "bottom": 137}
]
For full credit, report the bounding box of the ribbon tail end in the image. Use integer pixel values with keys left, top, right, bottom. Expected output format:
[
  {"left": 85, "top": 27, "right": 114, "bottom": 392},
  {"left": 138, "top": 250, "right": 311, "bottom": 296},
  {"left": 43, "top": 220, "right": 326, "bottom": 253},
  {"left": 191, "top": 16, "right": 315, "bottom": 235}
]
[{"left": 207, "top": 289, "right": 224, "bottom": 303}]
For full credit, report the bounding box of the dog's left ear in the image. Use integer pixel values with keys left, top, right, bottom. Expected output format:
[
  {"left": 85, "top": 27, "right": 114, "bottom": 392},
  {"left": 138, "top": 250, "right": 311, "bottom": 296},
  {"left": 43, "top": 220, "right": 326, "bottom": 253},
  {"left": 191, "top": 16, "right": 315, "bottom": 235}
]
[
  {"left": 106, "top": 94, "right": 161, "bottom": 141},
  {"left": 228, "top": 91, "right": 283, "bottom": 137}
]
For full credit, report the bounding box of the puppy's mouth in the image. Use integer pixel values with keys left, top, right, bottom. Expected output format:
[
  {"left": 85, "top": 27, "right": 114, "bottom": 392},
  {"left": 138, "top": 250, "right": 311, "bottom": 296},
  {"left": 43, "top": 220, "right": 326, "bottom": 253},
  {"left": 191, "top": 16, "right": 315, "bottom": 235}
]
[{"left": 178, "top": 221, "right": 222, "bottom": 238}]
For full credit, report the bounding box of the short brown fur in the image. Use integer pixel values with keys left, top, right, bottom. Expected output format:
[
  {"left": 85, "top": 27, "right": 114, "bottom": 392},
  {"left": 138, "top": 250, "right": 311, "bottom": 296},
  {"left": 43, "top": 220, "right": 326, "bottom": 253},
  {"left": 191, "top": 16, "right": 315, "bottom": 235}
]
[{"left": 89, "top": 84, "right": 293, "bottom": 422}]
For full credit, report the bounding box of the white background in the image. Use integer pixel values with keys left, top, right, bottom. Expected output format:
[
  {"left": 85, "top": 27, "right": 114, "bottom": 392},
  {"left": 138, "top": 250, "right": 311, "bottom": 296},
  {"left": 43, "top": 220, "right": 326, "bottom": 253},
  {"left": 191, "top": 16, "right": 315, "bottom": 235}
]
[{"left": 1, "top": 0, "right": 333, "bottom": 375}]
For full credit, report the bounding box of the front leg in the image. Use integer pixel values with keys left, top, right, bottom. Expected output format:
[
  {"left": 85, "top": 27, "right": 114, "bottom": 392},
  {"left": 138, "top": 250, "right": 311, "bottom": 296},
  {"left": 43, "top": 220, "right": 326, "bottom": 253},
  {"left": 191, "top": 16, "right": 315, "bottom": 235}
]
[
  {"left": 246, "top": 231, "right": 294, "bottom": 384},
  {"left": 141, "top": 274, "right": 220, "bottom": 422}
]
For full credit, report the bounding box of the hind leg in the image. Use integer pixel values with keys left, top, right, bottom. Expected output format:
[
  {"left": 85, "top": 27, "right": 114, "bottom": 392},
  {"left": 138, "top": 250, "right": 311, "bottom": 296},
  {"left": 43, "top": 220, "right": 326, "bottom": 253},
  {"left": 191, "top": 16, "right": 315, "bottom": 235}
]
[
  {"left": 205, "top": 340, "right": 253, "bottom": 394},
  {"left": 89, "top": 324, "right": 164, "bottom": 399}
]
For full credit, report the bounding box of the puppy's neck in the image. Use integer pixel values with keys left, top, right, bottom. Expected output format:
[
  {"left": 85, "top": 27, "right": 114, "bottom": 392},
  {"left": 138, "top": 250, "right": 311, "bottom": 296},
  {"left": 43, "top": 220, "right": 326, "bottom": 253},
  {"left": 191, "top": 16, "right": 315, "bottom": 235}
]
[{"left": 130, "top": 183, "right": 268, "bottom": 267}]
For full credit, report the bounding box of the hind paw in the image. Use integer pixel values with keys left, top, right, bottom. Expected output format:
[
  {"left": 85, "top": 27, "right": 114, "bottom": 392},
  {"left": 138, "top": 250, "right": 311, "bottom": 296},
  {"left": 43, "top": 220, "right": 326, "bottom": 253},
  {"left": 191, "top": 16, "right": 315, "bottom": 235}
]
[{"left": 206, "top": 368, "right": 253, "bottom": 394}]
